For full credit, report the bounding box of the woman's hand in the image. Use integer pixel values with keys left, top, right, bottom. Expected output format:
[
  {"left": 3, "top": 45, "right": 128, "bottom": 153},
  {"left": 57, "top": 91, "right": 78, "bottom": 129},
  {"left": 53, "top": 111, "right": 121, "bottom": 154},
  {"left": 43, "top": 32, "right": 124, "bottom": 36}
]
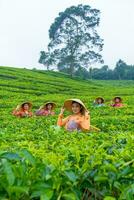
[
  {"left": 60, "top": 107, "right": 65, "bottom": 115},
  {"left": 16, "top": 105, "right": 20, "bottom": 111},
  {"left": 85, "top": 110, "right": 90, "bottom": 115},
  {"left": 84, "top": 110, "right": 90, "bottom": 119}
]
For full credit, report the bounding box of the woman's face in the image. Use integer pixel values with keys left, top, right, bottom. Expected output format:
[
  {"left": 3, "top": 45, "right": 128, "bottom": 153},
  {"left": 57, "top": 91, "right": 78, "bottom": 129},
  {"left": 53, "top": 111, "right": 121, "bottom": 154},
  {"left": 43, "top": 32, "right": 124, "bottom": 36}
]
[
  {"left": 23, "top": 103, "right": 29, "bottom": 110},
  {"left": 97, "top": 98, "right": 102, "bottom": 104},
  {"left": 46, "top": 103, "right": 53, "bottom": 110},
  {"left": 72, "top": 102, "right": 81, "bottom": 114},
  {"left": 115, "top": 98, "right": 120, "bottom": 103}
]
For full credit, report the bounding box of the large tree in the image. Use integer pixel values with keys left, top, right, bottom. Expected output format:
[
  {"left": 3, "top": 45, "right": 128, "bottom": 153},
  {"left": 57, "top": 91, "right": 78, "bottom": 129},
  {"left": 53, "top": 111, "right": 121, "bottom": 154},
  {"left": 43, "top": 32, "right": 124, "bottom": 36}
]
[
  {"left": 115, "top": 59, "right": 127, "bottom": 80},
  {"left": 39, "top": 51, "right": 55, "bottom": 70},
  {"left": 39, "top": 4, "right": 104, "bottom": 76}
]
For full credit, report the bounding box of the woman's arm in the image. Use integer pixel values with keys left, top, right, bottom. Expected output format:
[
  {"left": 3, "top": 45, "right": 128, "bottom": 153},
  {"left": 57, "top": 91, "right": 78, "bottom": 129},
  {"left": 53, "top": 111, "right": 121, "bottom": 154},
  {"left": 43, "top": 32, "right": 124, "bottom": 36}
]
[
  {"left": 29, "top": 112, "right": 33, "bottom": 117},
  {"left": 35, "top": 109, "right": 45, "bottom": 116},
  {"left": 79, "top": 111, "right": 90, "bottom": 131},
  {"left": 57, "top": 107, "right": 70, "bottom": 126},
  {"left": 57, "top": 114, "right": 69, "bottom": 126},
  {"left": 12, "top": 110, "right": 21, "bottom": 116}
]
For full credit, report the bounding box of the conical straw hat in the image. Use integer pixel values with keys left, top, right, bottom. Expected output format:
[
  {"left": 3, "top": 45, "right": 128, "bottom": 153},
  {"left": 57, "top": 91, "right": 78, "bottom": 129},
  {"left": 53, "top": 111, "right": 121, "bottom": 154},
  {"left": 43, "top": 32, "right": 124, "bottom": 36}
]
[
  {"left": 40, "top": 102, "right": 56, "bottom": 110},
  {"left": 113, "top": 96, "right": 122, "bottom": 102},
  {"left": 95, "top": 97, "right": 105, "bottom": 103},
  {"left": 20, "top": 101, "right": 32, "bottom": 109},
  {"left": 64, "top": 99, "right": 87, "bottom": 112}
]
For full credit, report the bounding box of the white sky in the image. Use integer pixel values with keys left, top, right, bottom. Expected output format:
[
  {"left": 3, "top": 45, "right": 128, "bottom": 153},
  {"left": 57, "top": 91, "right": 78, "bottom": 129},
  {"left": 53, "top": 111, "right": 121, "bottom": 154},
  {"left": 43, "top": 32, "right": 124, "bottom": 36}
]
[{"left": 0, "top": 0, "right": 134, "bottom": 69}]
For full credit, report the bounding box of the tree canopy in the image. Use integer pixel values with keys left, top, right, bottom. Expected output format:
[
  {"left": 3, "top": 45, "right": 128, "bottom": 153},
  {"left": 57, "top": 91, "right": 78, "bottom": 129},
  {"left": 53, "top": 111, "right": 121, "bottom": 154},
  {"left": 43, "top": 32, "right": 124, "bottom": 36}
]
[{"left": 39, "top": 4, "right": 104, "bottom": 76}]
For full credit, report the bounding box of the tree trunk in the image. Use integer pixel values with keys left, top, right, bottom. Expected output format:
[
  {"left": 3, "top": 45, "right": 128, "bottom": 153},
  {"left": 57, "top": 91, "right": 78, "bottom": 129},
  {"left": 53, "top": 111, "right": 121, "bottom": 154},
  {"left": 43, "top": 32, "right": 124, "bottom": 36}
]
[
  {"left": 69, "top": 64, "right": 74, "bottom": 77},
  {"left": 47, "top": 65, "right": 49, "bottom": 71},
  {"left": 89, "top": 68, "right": 92, "bottom": 80}
]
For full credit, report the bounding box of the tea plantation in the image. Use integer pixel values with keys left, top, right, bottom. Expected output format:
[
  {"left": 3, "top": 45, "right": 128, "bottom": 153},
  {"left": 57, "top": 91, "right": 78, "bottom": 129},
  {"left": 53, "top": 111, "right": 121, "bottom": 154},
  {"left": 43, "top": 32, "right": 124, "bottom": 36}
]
[{"left": 0, "top": 66, "right": 134, "bottom": 200}]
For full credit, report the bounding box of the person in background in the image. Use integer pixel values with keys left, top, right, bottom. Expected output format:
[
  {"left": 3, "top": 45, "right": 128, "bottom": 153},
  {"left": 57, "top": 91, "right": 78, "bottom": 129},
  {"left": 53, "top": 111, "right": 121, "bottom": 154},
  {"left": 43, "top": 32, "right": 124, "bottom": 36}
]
[
  {"left": 111, "top": 96, "right": 124, "bottom": 107},
  {"left": 12, "top": 102, "right": 33, "bottom": 117},
  {"left": 93, "top": 97, "right": 105, "bottom": 107},
  {"left": 35, "top": 102, "right": 56, "bottom": 116}
]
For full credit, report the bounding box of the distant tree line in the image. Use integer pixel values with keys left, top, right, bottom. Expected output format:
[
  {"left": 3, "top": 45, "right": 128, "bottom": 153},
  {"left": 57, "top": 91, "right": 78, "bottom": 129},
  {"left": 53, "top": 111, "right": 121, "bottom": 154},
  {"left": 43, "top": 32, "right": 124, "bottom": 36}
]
[
  {"left": 39, "top": 56, "right": 134, "bottom": 80},
  {"left": 73, "top": 59, "right": 134, "bottom": 80},
  {"left": 89, "top": 60, "right": 134, "bottom": 80}
]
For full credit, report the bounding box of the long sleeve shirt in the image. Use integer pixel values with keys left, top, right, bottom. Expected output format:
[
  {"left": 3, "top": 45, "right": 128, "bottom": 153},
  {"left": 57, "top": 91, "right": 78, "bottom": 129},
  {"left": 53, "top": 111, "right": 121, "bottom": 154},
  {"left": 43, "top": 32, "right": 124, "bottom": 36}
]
[{"left": 12, "top": 110, "right": 33, "bottom": 117}]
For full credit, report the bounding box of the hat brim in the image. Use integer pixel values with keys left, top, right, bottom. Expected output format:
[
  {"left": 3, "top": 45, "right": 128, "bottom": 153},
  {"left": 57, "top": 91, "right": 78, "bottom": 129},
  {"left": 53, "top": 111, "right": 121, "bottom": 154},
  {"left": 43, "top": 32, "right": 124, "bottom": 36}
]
[
  {"left": 113, "top": 97, "right": 122, "bottom": 102},
  {"left": 95, "top": 97, "right": 104, "bottom": 103},
  {"left": 64, "top": 99, "right": 87, "bottom": 112},
  {"left": 43, "top": 102, "right": 56, "bottom": 110},
  {"left": 21, "top": 102, "right": 32, "bottom": 109}
]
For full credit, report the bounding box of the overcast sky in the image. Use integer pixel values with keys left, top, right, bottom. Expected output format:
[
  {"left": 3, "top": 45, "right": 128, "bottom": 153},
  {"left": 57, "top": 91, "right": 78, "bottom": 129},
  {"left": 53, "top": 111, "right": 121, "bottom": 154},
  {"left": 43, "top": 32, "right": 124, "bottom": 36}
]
[{"left": 0, "top": 0, "right": 134, "bottom": 69}]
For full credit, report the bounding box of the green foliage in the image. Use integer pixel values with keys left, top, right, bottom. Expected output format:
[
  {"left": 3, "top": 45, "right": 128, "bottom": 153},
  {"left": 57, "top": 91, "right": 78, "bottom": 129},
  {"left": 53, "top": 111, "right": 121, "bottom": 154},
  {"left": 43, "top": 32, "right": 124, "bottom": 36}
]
[
  {"left": 39, "top": 4, "right": 103, "bottom": 76},
  {"left": 89, "top": 60, "right": 134, "bottom": 80},
  {"left": 0, "top": 66, "right": 134, "bottom": 199}
]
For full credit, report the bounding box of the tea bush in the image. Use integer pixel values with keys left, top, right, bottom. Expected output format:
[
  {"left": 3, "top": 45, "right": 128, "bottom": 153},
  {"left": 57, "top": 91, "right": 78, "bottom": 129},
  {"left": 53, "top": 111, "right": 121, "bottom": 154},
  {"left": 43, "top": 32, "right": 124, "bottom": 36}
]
[{"left": 0, "top": 66, "right": 134, "bottom": 200}]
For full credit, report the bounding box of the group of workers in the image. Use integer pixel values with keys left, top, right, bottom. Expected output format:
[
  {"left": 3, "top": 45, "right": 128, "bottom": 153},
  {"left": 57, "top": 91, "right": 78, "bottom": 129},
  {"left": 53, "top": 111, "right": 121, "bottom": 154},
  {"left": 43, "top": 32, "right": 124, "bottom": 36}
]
[{"left": 12, "top": 96, "right": 124, "bottom": 132}]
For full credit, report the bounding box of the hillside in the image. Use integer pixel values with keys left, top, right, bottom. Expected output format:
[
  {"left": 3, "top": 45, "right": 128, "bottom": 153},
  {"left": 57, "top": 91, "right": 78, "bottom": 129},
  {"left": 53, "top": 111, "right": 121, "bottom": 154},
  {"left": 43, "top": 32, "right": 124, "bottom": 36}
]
[
  {"left": 0, "top": 66, "right": 134, "bottom": 199},
  {"left": 0, "top": 66, "right": 133, "bottom": 108}
]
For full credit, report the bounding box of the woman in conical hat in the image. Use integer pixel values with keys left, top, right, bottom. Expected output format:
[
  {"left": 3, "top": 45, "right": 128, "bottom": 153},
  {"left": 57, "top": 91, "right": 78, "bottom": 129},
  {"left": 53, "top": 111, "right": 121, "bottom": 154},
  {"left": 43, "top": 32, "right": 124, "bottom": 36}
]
[
  {"left": 57, "top": 99, "right": 100, "bottom": 132},
  {"left": 12, "top": 102, "right": 33, "bottom": 117},
  {"left": 35, "top": 102, "right": 56, "bottom": 116},
  {"left": 111, "top": 96, "right": 124, "bottom": 107},
  {"left": 93, "top": 97, "right": 105, "bottom": 107}
]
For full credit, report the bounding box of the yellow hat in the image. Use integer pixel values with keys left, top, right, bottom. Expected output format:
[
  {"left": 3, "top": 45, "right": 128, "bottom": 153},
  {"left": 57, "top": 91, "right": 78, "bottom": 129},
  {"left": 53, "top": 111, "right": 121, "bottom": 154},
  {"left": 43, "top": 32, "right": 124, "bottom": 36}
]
[{"left": 64, "top": 99, "right": 87, "bottom": 113}]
